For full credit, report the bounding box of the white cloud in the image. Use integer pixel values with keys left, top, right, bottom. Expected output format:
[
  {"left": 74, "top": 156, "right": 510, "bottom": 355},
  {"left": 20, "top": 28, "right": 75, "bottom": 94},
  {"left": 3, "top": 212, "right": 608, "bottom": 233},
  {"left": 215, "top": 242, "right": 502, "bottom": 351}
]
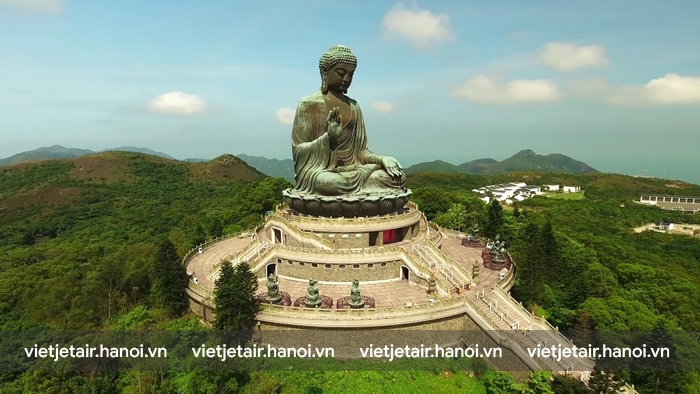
[
  {"left": 572, "top": 74, "right": 700, "bottom": 106},
  {"left": 371, "top": 101, "right": 397, "bottom": 112},
  {"left": 0, "top": 0, "right": 62, "bottom": 13},
  {"left": 452, "top": 75, "right": 560, "bottom": 104},
  {"left": 644, "top": 74, "right": 700, "bottom": 104},
  {"left": 275, "top": 107, "right": 295, "bottom": 125},
  {"left": 148, "top": 92, "right": 205, "bottom": 115},
  {"left": 540, "top": 42, "right": 609, "bottom": 71},
  {"left": 380, "top": 2, "right": 455, "bottom": 49}
]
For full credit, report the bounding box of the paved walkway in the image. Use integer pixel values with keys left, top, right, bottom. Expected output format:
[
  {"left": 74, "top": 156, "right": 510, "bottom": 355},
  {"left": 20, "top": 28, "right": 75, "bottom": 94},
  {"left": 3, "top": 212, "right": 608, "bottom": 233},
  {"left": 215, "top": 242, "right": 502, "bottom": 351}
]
[
  {"left": 440, "top": 234, "right": 500, "bottom": 292},
  {"left": 186, "top": 231, "right": 503, "bottom": 302},
  {"left": 260, "top": 277, "right": 434, "bottom": 308},
  {"left": 187, "top": 236, "right": 254, "bottom": 288}
]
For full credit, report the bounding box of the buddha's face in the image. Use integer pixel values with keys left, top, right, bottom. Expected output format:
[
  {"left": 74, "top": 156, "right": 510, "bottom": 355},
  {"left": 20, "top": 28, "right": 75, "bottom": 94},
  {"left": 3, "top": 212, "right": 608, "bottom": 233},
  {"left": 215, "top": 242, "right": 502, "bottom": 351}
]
[{"left": 324, "top": 62, "right": 356, "bottom": 94}]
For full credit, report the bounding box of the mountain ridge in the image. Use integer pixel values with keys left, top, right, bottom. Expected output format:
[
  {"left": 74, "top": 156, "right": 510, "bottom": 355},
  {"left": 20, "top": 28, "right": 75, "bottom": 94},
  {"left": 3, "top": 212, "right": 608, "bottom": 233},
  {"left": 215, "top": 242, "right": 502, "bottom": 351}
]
[
  {"left": 0, "top": 145, "right": 177, "bottom": 166},
  {"left": 457, "top": 149, "right": 599, "bottom": 175},
  {"left": 403, "top": 149, "right": 598, "bottom": 176}
]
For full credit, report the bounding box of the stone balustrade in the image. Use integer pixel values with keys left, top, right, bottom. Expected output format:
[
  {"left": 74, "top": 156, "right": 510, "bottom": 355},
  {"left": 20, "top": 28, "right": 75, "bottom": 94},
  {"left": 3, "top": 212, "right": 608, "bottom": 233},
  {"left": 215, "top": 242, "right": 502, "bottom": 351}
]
[
  {"left": 490, "top": 286, "right": 596, "bottom": 372},
  {"left": 182, "top": 228, "right": 257, "bottom": 269},
  {"left": 497, "top": 261, "right": 516, "bottom": 291},
  {"left": 427, "top": 240, "right": 472, "bottom": 285},
  {"left": 267, "top": 213, "right": 335, "bottom": 248},
  {"left": 278, "top": 203, "right": 422, "bottom": 232},
  {"left": 258, "top": 293, "right": 467, "bottom": 320}
]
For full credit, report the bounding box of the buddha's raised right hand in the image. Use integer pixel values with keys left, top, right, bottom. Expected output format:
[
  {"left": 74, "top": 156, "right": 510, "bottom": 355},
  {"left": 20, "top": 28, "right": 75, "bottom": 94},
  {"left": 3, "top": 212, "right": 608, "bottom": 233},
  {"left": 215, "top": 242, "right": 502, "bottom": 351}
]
[{"left": 326, "top": 107, "right": 343, "bottom": 140}]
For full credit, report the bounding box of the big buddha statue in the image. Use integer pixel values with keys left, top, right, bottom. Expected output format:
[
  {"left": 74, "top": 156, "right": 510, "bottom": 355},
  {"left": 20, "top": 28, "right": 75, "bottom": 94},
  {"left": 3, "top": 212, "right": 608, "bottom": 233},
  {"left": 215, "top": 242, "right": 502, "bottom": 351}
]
[{"left": 282, "top": 45, "right": 411, "bottom": 217}]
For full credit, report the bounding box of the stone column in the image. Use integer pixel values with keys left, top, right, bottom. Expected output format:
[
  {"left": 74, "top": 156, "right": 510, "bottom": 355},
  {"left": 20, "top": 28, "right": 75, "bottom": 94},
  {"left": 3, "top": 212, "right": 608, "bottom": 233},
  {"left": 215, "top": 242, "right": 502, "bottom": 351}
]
[{"left": 377, "top": 231, "right": 384, "bottom": 246}]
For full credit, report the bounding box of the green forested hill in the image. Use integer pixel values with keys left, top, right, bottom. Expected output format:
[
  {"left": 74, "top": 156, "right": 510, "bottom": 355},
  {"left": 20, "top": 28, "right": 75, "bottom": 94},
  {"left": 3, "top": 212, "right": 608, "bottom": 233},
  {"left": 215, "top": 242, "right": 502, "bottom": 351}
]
[
  {"left": 408, "top": 172, "right": 700, "bottom": 392},
  {"left": 404, "top": 160, "right": 469, "bottom": 175},
  {"left": 408, "top": 171, "right": 700, "bottom": 199},
  {"left": 458, "top": 149, "right": 599, "bottom": 175},
  {"left": 0, "top": 152, "right": 279, "bottom": 328},
  {"left": 2, "top": 154, "right": 699, "bottom": 392}
]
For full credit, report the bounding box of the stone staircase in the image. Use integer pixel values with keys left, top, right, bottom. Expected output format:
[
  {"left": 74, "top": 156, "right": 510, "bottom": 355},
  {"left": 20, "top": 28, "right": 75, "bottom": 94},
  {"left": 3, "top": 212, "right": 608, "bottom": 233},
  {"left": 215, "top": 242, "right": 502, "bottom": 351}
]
[
  {"left": 474, "top": 289, "right": 592, "bottom": 379},
  {"left": 405, "top": 249, "right": 454, "bottom": 295},
  {"left": 208, "top": 241, "right": 270, "bottom": 282},
  {"left": 411, "top": 244, "right": 470, "bottom": 293}
]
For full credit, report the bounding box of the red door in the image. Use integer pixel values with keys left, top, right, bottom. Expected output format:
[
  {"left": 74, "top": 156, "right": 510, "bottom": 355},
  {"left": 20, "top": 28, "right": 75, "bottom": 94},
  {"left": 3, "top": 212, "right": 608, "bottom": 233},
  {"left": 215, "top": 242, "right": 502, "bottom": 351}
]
[{"left": 383, "top": 229, "right": 397, "bottom": 244}]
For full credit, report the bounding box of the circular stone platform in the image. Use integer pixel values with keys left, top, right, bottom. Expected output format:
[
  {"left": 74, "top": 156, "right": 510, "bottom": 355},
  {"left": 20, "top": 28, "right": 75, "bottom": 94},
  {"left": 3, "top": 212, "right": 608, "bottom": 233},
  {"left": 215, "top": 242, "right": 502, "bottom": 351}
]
[
  {"left": 336, "top": 295, "right": 376, "bottom": 309},
  {"left": 293, "top": 295, "right": 334, "bottom": 309},
  {"left": 255, "top": 291, "right": 292, "bottom": 306},
  {"left": 282, "top": 188, "right": 412, "bottom": 217}
]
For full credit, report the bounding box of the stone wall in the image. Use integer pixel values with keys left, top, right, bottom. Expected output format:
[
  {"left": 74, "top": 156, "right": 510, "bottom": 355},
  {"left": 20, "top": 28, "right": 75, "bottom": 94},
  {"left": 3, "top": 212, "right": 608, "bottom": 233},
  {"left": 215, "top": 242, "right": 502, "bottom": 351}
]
[
  {"left": 273, "top": 228, "right": 421, "bottom": 249},
  {"left": 258, "top": 312, "right": 532, "bottom": 381},
  {"left": 408, "top": 267, "right": 429, "bottom": 288},
  {"left": 260, "top": 258, "right": 413, "bottom": 282},
  {"left": 314, "top": 232, "right": 369, "bottom": 248}
]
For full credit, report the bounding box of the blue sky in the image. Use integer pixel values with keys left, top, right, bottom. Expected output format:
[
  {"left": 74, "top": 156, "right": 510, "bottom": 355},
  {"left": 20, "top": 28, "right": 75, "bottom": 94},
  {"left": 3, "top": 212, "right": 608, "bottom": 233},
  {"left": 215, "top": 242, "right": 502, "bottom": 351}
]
[{"left": 1, "top": 0, "right": 699, "bottom": 182}]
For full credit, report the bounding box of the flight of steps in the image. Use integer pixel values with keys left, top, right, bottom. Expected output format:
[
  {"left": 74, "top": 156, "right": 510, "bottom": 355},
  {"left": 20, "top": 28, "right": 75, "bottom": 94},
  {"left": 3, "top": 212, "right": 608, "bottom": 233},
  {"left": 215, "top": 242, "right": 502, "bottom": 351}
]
[
  {"left": 404, "top": 248, "right": 452, "bottom": 295},
  {"left": 474, "top": 290, "right": 577, "bottom": 375},
  {"left": 208, "top": 241, "right": 270, "bottom": 282},
  {"left": 488, "top": 290, "right": 593, "bottom": 379},
  {"left": 411, "top": 244, "right": 470, "bottom": 293}
]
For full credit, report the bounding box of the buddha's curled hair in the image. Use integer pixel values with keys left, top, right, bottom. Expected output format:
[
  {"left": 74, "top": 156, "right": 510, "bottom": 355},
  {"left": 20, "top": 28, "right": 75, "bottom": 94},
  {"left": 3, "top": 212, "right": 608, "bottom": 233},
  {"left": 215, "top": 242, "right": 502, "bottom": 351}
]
[{"left": 319, "top": 45, "right": 357, "bottom": 76}]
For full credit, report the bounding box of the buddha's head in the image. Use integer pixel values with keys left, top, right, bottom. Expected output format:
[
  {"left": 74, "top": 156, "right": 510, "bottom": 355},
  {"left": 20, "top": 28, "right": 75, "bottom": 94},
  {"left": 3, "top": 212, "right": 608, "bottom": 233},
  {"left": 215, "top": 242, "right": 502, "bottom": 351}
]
[{"left": 319, "top": 45, "right": 357, "bottom": 95}]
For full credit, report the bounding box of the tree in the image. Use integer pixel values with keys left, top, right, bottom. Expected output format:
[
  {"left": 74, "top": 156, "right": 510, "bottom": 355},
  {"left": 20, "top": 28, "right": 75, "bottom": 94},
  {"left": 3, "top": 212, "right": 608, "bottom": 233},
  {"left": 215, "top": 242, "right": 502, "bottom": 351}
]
[
  {"left": 513, "top": 206, "right": 521, "bottom": 220},
  {"left": 481, "top": 370, "right": 523, "bottom": 394},
  {"left": 151, "top": 239, "right": 188, "bottom": 315},
  {"left": 206, "top": 216, "right": 223, "bottom": 238},
  {"left": 537, "top": 222, "right": 557, "bottom": 261},
  {"left": 587, "top": 366, "right": 625, "bottom": 394},
  {"left": 527, "top": 371, "right": 554, "bottom": 394},
  {"left": 550, "top": 374, "right": 588, "bottom": 393},
  {"left": 434, "top": 204, "right": 468, "bottom": 231},
  {"left": 214, "top": 262, "right": 259, "bottom": 331},
  {"left": 412, "top": 187, "right": 454, "bottom": 220},
  {"left": 484, "top": 199, "right": 504, "bottom": 239}
]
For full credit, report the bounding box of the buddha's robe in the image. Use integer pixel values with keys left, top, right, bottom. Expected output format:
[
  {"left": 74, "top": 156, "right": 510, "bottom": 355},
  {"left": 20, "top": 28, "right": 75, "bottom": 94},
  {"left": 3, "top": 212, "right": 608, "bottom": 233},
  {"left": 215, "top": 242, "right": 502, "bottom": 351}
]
[{"left": 291, "top": 90, "right": 406, "bottom": 196}]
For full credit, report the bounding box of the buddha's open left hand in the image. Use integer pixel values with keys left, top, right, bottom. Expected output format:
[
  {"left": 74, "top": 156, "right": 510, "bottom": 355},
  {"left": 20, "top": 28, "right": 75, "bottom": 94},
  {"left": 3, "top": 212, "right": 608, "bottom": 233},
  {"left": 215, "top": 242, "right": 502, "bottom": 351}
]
[{"left": 381, "top": 156, "right": 403, "bottom": 179}]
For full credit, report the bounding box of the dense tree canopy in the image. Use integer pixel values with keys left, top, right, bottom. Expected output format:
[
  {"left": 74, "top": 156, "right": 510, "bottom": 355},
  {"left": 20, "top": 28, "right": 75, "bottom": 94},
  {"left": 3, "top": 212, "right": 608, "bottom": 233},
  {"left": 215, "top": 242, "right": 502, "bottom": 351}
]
[{"left": 2, "top": 157, "right": 700, "bottom": 392}]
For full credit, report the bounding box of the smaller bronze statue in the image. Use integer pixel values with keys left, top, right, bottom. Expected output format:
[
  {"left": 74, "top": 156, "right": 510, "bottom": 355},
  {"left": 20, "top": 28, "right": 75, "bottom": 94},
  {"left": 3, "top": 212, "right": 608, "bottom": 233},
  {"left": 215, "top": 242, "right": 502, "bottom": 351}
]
[
  {"left": 304, "top": 279, "right": 321, "bottom": 308},
  {"left": 472, "top": 264, "right": 481, "bottom": 285},
  {"left": 467, "top": 223, "right": 480, "bottom": 242},
  {"left": 348, "top": 278, "right": 364, "bottom": 308},
  {"left": 492, "top": 238, "right": 506, "bottom": 262},
  {"left": 428, "top": 274, "right": 437, "bottom": 297},
  {"left": 265, "top": 274, "right": 282, "bottom": 304}
]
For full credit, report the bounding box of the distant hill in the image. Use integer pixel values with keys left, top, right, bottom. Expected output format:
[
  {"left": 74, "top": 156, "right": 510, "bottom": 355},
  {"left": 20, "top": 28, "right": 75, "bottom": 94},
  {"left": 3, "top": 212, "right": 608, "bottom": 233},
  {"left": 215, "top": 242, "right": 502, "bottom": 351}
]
[
  {"left": 406, "top": 170, "right": 700, "bottom": 200},
  {"left": 457, "top": 158, "right": 499, "bottom": 174},
  {"left": 0, "top": 151, "right": 266, "bottom": 210},
  {"left": 190, "top": 154, "right": 265, "bottom": 183},
  {"left": 102, "top": 146, "right": 176, "bottom": 160},
  {"left": 404, "top": 160, "right": 468, "bottom": 175},
  {"left": 0, "top": 145, "right": 177, "bottom": 166},
  {"left": 237, "top": 154, "right": 295, "bottom": 182},
  {"left": 458, "top": 149, "right": 598, "bottom": 175},
  {"left": 183, "top": 158, "right": 209, "bottom": 163},
  {"left": 0, "top": 145, "right": 94, "bottom": 166}
]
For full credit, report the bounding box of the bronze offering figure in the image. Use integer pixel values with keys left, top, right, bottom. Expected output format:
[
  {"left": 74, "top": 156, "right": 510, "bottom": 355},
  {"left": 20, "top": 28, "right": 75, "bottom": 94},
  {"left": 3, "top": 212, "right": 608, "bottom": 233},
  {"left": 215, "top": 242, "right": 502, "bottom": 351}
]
[
  {"left": 265, "top": 274, "right": 281, "bottom": 303},
  {"left": 304, "top": 279, "right": 321, "bottom": 308}
]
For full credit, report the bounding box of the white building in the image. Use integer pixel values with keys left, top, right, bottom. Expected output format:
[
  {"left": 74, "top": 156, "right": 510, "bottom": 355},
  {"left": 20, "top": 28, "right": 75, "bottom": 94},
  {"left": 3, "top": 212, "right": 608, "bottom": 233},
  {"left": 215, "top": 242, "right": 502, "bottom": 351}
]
[
  {"left": 659, "top": 222, "right": 674, "bottom": 230},
  {"left": 472, "top": 182, "right": 541, "bottom": 203},
  {"left": 476, "top": 194, "right": 490, "bottom": 204},
  {"left": 525, "top": 186, "right": 541, "bottom": 195},
  {"left": 545, "top": 184, "right": 560, "bottom": 191},
  {"left": 563, "top": 186, "right": 581, "bottom": 193},
  {"left": 638, "top": 195, "right": 700, "bottom": 214}
]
